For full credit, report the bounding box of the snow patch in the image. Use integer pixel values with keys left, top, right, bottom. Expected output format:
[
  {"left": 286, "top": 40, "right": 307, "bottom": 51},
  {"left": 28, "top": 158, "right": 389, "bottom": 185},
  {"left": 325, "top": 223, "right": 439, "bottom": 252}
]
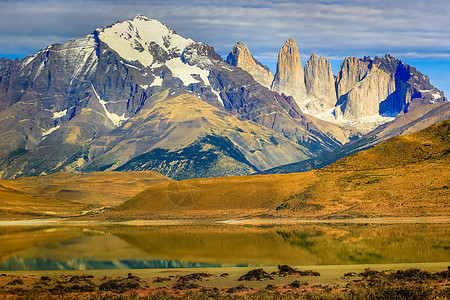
[
  {"left": 150, "top": 76, "right": 163, "bottom": 87},
  {"left": 98, "top": 16, "right": 194, "bottom": 67},
  {"left": 432, "top": 93, "right": 441, "bottom": 100},
  {"left": 122, "top": 61, "right": 141, "bottom": 70},
  {"left": 313, "top": 106, "right": 396, "bottom": 131},
  {"left": 33, "top": 60, "right": 46, "bottom": 81},
  {"left": 211, "top": 88, "right": 224, "bottom": 106},
  {"left": 42, "top": 125, "right": 60, "bottom": 138},
  {"left": 221, "top": 65, "right": 234, "bottom": 71},
  {"left": 91, "top": 84, "right": 128, "bottom": 127},
  {"left": 52, "top": 109, "right": 67, "bottom": 119},
  {"left": 165, "top": 58, "right": 210, "bottom": 86}
]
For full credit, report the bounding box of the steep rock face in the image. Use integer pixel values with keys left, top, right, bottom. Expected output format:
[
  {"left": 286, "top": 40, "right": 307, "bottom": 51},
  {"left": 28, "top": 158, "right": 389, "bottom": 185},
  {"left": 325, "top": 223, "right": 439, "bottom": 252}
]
[
  {"left": 336, "top": 57, "right": 371, "bottom": 101},
  {"left": 335, "top": 55, "right": 447, "bottom": 120},
  {"left": 226, "top": 42, "right": 274, "bottom": 88},
  {"left": 338, "top": 66, "right": 396, "bottom": 120},
  {"left": 271, "top": 38, "right": 307, "bottom": 110},
  {"left": 111, "top": 94, "right": 314, "bottom": 180},
  {"left": 304, "top": 53, "right": 337, "bottom": 114},
  {"left": 207, "top": 65, "right": 338, "bottom": 153}
]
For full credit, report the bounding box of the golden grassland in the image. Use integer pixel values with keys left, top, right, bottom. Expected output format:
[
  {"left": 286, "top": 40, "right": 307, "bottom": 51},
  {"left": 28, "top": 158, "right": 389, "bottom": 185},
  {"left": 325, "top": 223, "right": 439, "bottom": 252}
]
[
  {"left": 11, "top": 171, "right": 172, "bottom": 206},
  {"left": 100, "top": 120, "right": 449, "bottom": 220},
  {"left": 0, "top": 120, "right": 449, "bottom": 221},
  {"left": 0, "top": 171, "right": 172, "bottom": 219},
  {"left": 0, "top": 179, "right": 88, "bottom": 219}
]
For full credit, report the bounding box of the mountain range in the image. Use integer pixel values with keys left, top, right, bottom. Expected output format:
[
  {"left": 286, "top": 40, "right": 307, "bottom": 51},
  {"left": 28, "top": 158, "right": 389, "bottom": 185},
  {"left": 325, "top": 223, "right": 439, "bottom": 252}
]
[
  {"left": 0, "top": 14, "right": 448, "bottom": 180},
  {"left": 1, "top": 119, "right": 447, "bottom": 220}
]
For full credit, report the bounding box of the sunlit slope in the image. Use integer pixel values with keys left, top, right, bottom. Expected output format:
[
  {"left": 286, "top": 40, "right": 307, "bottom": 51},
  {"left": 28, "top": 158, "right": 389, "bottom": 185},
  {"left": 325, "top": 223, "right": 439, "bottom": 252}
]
[
  {"left": 11, "top": 171, "right": 172, "bottom": 206},
  {"left": 0, "top": 179, "right": 87, "bottom": 219},
  {"left": 92, "top": 93, "right": 313, "bottom": 179},
  {"left": 327, "top": 118, "right": 450, "bottom": 170},
  {"left": 262, "top": 102, "right": 450, "bottom": 175},
  {"left": 112, "top": 120, "right": 450, "bottom": 219},
  {"left": 0, "top": 171, "right": 172, "bottom": 219}
]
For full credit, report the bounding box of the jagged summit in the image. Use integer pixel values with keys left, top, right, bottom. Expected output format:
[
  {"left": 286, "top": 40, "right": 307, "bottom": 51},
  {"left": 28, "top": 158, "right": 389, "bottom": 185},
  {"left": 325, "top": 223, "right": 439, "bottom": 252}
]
[
  {"left": 133, "top": 13, "right": 151, "bottom": 21},
  {"left": 96, "top": 14, "right": 195, "bottom": 68},
  {"left": 304, "top": 52, "right": 336, "bottom": 115},
  {"left": 271, "top": 38, "right": 307, "bottom": 110},
  {"left": 226, "top": 41, "right": 273, "bottom": 88},
  {"left": 0, "top": 16, "right": 338, "bottom": 180}
]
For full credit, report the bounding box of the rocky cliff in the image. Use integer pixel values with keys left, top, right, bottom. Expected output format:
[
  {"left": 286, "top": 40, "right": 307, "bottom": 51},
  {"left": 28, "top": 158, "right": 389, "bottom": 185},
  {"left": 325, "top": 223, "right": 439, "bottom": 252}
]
[
  {"left": 271, "top": 38, "right": 308, "bottom": 110},
  {"left": 335, "top": 55, "right": 446, "bottom": 120},
  {"left": 226, "top": 42, "right": 273, "bottom": 88},
  {"left": 304, "top": 53, "right": 337, "bottom": 114}
]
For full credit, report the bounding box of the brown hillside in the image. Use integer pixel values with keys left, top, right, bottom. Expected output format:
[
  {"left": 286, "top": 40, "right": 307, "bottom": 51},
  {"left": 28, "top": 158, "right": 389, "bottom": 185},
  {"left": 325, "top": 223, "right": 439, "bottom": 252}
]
[
  {"left": 11, "top": 171, "right": 173, "bottom": 206},
  {"left": 0, "top": 171, "right": 172, "bottom": 219},
  {"left": 0, "top": 179, "right": 87, "bottom": 219},
  {"left": 327, "top": 119, "right": 450, "bottom": 170},
  {"left": 109, "top": 120, "right": 450, "bottom": 220}
]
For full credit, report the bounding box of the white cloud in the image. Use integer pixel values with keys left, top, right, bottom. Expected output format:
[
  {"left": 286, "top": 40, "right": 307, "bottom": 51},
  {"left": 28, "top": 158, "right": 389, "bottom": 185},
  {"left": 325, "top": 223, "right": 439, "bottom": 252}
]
[
  {"left": 2, "top": 0, "right": 450, "bottom": 59},
  {"left": 1, "top": 0, "right": 449, "bottom": 95}
]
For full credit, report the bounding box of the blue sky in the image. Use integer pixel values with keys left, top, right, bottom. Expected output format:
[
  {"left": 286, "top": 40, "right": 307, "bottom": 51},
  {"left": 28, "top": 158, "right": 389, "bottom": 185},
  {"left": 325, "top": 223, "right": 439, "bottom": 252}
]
[{"left": 1, "top": 0, "right": 449, "bottom": 97}]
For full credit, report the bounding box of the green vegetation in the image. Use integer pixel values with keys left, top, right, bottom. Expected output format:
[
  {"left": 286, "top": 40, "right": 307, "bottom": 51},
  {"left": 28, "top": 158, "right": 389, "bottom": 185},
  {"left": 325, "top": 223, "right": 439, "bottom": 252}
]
[{"left": 116, "top": 134, "right": 259, "bottom": 180}]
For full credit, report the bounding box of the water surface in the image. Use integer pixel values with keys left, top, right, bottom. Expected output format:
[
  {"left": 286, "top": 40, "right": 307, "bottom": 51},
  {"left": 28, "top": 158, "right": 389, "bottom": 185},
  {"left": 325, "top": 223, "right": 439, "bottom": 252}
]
[{"left": 1, "top": 223, "right": 448, "bottom": 271}]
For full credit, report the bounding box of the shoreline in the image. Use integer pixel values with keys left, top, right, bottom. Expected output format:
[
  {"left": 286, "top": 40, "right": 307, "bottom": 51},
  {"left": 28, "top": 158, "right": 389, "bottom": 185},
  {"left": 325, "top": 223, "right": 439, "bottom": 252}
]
[
  {"left": 1, "top": 262, "right": 449, "bottom": 299},
  {"left": 0, "top": 216, "right": 449, "bottom": 226},
  {"left": 3, "top": 261, "right": 449, "bottom": 277}
]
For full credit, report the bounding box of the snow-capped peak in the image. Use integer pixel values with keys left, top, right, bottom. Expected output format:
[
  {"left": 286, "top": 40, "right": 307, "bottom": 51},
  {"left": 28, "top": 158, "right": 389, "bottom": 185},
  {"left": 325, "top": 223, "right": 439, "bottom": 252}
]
[
  {"left": 97, "top": 14, "right": 194, "bottom": 67},
  {"left": 133, "top": 14, "right": 151, "bottom": 21}
]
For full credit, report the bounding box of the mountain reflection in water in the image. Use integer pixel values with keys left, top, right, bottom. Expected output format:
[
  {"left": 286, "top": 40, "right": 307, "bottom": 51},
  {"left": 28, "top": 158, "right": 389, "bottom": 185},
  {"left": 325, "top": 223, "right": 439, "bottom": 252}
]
[{"left": 0, "top": 223, "right": 448, "bottom": 271}]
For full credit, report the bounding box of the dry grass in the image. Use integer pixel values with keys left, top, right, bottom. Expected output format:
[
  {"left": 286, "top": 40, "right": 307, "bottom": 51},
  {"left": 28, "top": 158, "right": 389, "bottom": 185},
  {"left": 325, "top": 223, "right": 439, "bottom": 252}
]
[
  {"left": 0, "top": 179, "right": 87, "bottom": 219},
  {"left": 0, "top": 171, "right": 172, "bottom": 219},
  {"left": 1, "top": 120, "right": 448, "bottom": 221},
  {"left": 101, "top": 120, "right": 449, "bottom": 221},
  {"left": 11, "top": 171, "right": 172, "bottom": 206},
  {"left": 105, "top": 159, "right": 449, "bottom": 220}
]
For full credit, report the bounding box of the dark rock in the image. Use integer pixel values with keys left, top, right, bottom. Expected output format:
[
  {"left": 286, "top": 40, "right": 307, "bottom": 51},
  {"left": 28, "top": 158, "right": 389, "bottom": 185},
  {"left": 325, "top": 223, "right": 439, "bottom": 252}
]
[{"left": 238, "top": 269, "right": 274, "bottom": 281}]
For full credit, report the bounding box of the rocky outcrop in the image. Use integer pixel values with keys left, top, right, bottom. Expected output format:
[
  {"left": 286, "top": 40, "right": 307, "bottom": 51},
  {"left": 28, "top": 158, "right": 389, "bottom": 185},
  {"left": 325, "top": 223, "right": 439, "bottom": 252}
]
[
  {"left": 335, "top": 55, "right": 447, "bottom": 120},
  {"left": 261, "top": 101, "right": 450, "bottom": 175},
  {"left": 1, "top": 15, "right": 446, "bottom": 180},
  {"left": 226, "top": 42, "right": 274, "bottom": 88},
  {"left": 271, "top": 38, "right": 307, "bottom": 110},
  {"left": 304, "top": 53, "right": 337, "bottom": 114},
  {"left": 337, "top": 64, "right": 396, "bottom": 120},
  {"left": 336, "top": 57, "right": 371, "bottom": 102}
]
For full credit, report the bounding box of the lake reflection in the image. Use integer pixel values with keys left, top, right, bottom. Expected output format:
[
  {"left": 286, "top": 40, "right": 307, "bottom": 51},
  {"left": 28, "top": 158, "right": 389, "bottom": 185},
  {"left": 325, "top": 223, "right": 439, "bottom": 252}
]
[{"left": 0, "top": 223, "right": 449, "bottom": 271}]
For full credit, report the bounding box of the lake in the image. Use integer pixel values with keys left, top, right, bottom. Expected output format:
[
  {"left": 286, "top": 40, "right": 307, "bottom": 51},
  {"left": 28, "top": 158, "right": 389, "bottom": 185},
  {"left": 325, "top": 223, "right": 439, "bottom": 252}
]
[{"left": 1, "top": 222, "right": 449, "bottom": 271}]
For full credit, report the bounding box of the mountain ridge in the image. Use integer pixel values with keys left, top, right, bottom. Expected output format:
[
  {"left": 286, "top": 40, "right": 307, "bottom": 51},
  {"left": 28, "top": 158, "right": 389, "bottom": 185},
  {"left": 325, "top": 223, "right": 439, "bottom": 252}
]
[{"left": 0, "top": 14, "right": 447, "bottom": 181}]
